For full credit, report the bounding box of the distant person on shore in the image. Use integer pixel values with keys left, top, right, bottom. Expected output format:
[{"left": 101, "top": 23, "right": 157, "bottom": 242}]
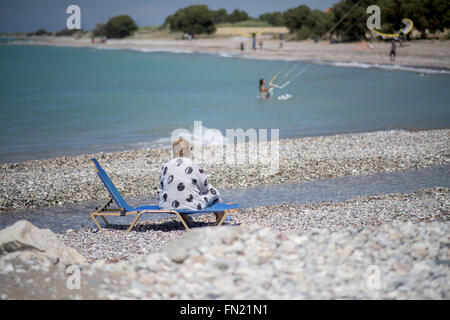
[
  {"left": 259, "top": 39, "right": 263, "bottom": 50},
  {"left": 252, "top": 33, "right": 257, "bottom": 50},
  {"left": 390, "top": 39, "right": 396, "bottom": 61},
  {"left": 279, "top": 34, "right": 285, "bottom": 48},
  {"left": 158, "top": 138, "right": 222, "bottom": 216},
  {"left": 259, "top": 78, "right": 273, "bottom": 99},
  {"left": 240, "top": 41, "right": 244, "bottom": 51}
]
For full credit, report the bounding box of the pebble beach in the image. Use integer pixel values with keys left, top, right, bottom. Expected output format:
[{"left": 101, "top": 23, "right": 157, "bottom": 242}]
[
  {"left": 56, "top": 187, "right": 449, "bottom": 263},
  {"left": 1, "top": 186, "right": 448, "bottom": 299},
  {"left": 1, "top": 129, "right": 448, "bottom": 211}
]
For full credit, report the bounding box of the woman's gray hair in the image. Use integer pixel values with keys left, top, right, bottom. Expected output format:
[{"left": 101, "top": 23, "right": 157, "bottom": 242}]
[{"left": 172, "top": 138, "right": 192, "bottom": 158}]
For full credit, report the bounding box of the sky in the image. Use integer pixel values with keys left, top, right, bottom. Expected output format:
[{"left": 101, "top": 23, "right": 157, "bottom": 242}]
[{"left": 0, "top": 0, "right": 338, "bottom": 33}]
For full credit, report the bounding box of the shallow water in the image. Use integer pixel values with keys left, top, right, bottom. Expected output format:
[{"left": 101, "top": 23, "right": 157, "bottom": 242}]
[
  {"left": 0, "top": 45, "right": 449, "bottom": 162},
  {"left": 0, "top": 165, "right": 448, "bottom": 233}
]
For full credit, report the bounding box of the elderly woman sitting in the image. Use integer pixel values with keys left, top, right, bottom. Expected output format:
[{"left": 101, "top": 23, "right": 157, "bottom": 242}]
[{"left": 158, "top": 138, "right": 222, "bottom": 214}]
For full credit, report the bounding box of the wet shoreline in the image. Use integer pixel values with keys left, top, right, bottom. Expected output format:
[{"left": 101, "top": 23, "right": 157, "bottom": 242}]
[
  {"left": 8, "top": 37, "right": 450, "bottom": 70},
  {"left": 1, "top": 129, "right": 448, "bottom": 211},
  {"left": 0, "top": 164, "right": 448, "bottom": 234}
]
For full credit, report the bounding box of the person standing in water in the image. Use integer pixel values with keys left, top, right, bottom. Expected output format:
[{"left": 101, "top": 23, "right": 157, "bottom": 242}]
[
  {"left": 390, "top": 39, "right": 396, "bottom": 61},
  {"left": 259, "top": 78, "right": 273, "bottom": 99}
]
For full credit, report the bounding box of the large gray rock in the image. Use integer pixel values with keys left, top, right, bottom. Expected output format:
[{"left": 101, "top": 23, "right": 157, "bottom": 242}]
[{"left": 0, "top": 220, "right": 86, "bottom": 265}]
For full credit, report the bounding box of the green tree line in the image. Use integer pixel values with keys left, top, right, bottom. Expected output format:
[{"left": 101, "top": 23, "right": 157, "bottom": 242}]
[
  {"left": 324, "top": 0, "right": 449, "bottom": 41},
  {"left": 164, "top": 6, "right": 252, "bottom": 35},
  {"left": 163, "top": 1, "right": 449, "bottom": 40},
  {"left": 36, "top": 0, "right": 449, "bottom": 40},
  {"left": 260, "top": 0, "right": 450, "bottom": 40}
]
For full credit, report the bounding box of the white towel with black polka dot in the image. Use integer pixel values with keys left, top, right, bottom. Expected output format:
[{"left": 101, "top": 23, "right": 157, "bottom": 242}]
[{"left": 158, "top": 157, "right": 222, "bottom": 211}]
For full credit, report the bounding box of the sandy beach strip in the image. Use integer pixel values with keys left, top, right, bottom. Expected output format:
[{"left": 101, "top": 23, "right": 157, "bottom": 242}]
[
  {"left": 1, "top": 129, "right": 448, "bottom": 210},
  {"left": 13, "top": 36, "right": 450, "bottom": 70}
]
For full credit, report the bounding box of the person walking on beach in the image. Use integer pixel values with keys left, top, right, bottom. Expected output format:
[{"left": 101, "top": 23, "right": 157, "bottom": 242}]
[
  {"left": 259, "top": 78, "right": 273, "bottom": 99},
  {"left": 390, "top": 39, "right": 396, "bottom": 61},
  {"left": 252, "top": 33, "right": 257, "bottom": 50},
  {"left": 279, "top": 34, "right": 285, "bottom": 49},
  {"left": 158, "top": 138, "right": 222, "bottom": 217}
]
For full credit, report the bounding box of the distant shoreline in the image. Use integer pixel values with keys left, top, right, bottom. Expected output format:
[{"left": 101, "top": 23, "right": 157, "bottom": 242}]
[{"left": 7, "top": 36, "right": 450, "bottom": 71}]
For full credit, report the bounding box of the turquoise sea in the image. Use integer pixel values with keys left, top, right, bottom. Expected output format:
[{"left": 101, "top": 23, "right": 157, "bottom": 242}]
[{"left": 0, "top": 44, "right": 449, "bottom": 163}]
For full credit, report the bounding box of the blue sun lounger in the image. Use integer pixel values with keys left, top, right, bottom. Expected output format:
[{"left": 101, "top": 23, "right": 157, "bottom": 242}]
[{"left": 89, "top": 158, "right": 240, "bottom": 233}]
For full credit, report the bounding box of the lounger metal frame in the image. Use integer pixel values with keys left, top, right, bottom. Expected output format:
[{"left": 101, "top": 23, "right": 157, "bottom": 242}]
[{"left": 89, "top": 158, "right": 239, "bottom": 233}]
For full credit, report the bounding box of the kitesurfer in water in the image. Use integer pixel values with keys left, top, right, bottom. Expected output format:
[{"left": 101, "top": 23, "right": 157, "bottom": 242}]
[{"left": 259, "top": 78, "right": 273, "bottom": 99}]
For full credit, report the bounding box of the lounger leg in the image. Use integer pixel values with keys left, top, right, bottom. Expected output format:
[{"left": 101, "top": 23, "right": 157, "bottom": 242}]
[
  {"left": 97, "top": 197, "right": 113, "bottom": 213},
  {"left": 174, "top": 212, "right": 190, "bottom": 230},
  {"left": 90, "top": 215, "right": 105, "bottom": 233},
  {"left": 180, "top": 214, "right": 194, "bottom": 228},
  {"left": 126, "top": 212, "right": 143, "bottom": 233},
  {"left": 214, "top": 211, "right": 227, "bottom": 227},
  {"left": 100, "top": 216, "right": 110, "bottom": 226}
]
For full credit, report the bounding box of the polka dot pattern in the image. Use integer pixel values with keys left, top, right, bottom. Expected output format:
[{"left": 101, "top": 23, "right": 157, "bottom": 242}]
[
  {"left": 158, "top": 157, "right": 221, "bottom": 211},
  {"left": 175, "top": 158, "right": 183, "bottom": 166}
]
